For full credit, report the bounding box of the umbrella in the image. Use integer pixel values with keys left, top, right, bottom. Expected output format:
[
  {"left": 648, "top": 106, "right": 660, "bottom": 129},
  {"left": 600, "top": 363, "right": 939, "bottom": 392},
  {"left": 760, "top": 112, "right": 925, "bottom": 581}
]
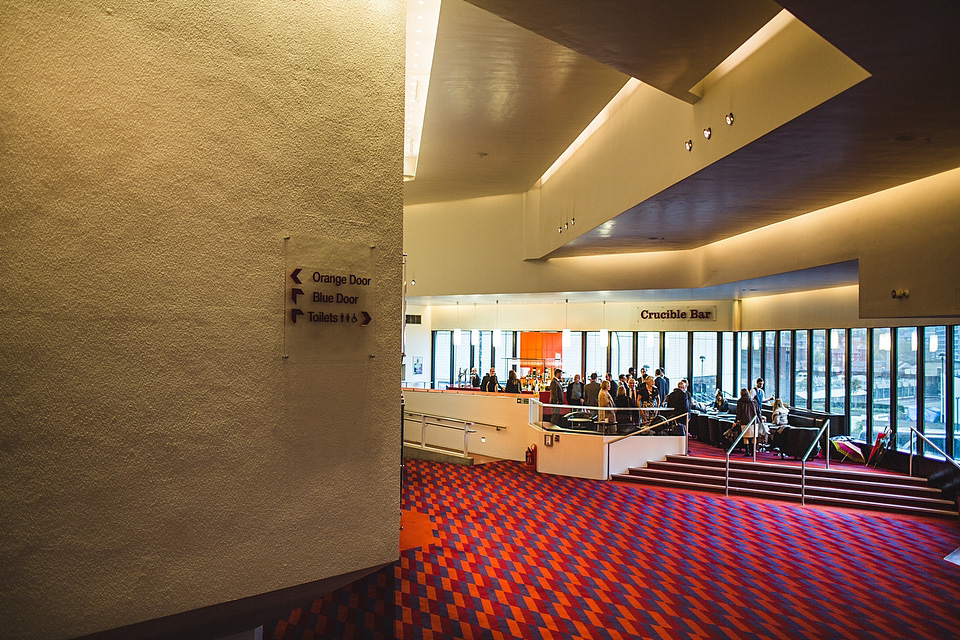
[
  {"left": 867, "top": 430, "right": 890, "bottom": 466},
  {"left": 832, "top": 438, "right": 865, "bottom": 464}
]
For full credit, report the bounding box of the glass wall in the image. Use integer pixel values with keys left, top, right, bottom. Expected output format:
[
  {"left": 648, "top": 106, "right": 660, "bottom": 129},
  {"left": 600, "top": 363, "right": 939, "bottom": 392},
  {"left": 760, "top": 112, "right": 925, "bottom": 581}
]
[
  {"left": 563, "top": 331, "right": 583, "bottom": 379},
  {"left": 954, "top": 327, "right": 960, "bottom": 459},
  {"left": 895, "top": 327, "right": 917, "bottom": 452},
  {"left": 849, "top": 328, "right": 868, "bottom": 440},
  {"left": 434, "top": 330, "right": 452, "bottom": 389},
  {"left": 829, "top": 329, "right": 846, "bottom": 416},
  {"left": 810, "top": 330, "right": 826, "bottom": 411},
  {"left": 721, "top": 332, "right": 735, "bottom": 396},
  {"left": 611, "top": 331, "right": 634, "bottom": 377},
  {"left": 478, "top": 330, "right": 493, "bottom": 374},
  {"left": 664, "top": 332, "right": 688, "bottom": 385},
  {"left": 873, "top": 328, "right": 891, "bottom": 436},
  {"left": 584, "top": 331, "right": 606, "bottom": 378},
  {"left": 764, "top": 332, "right": 777, "bottom": 398},
  {"left": 751, "top": 331, "right": 763, "bottom": 388},
  {"left": 924, "top": 326, "right": 947, "bottom": 457},
  {"left": 692, "top": 332, "right": 718, "bottom": 402},
  {"left": 496, "top": 330, "right": 516, "bottom": 377},
  {"left": 778, "top": 330, "right": 792, "bottom": 406},
  {"left": 454, "top": 331, "right": 472, "bottom": 385},
  {"left": 739, "top": 332, "right": 750, "bottom": 392},
  {"left": 795, "top": 331, "right": 809, "bottom": 409},
  {"left": 636, "top": 331, "right": 660, "bottom": 376}
]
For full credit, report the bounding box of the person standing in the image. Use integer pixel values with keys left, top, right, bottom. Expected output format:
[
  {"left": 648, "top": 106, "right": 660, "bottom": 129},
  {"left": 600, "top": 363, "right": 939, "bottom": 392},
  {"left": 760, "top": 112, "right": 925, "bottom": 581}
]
[
  {"left": 654, "top": 369, "right": 669, "bottom": 405},
  {"left": 549, "top": 368, "right": 565, "bottom": 426},
  {"left": 480, "top": 367, "right": 500, "bottom": 392},
  {"left": 666, "top": 380, "right": 692, "bottom": 434},
  {"left": 736, "top": 388, "right": 759, "bottom": 456},
  {"left": 470, "top": 368, "right": 481, "bottom": 388},
  {"left": 598, "top": 380, "right": 616, "bottom": 433},
  {"left": 754, "top": 378, "right": 765, "bottom": 407},
  {"left": 504, "top": 370, "right": 521, "bottom": 394},
  {"left": 566, "top": 374, "right": 584, "bottom": 406},
  {"left": 584, "top": 373, "right": 601, "bottom": 414}
]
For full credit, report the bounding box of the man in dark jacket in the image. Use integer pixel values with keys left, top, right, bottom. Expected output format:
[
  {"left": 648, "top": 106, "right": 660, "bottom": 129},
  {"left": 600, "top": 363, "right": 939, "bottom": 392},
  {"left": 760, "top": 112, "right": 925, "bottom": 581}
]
[
  {"left": 583, "top": 373, "right": 601, "bottom": 412},
  {"left": 665, "top": 380, "right": 691, "bottom": 434},
  {"left": 655, "top": 369, "right": 669, "bottom": 405},
  {"left": 549, "top": 368, "right": 565, "bottom": 426},
  {"left": 480, "top": 367, "right": 500, "bottom": 392}
]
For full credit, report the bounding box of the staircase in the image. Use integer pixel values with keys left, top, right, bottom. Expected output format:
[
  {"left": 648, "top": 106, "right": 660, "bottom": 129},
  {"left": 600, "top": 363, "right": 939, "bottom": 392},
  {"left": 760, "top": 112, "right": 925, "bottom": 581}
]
[{"left": 613, "top": 455, "right": 959, "bottom": 519}]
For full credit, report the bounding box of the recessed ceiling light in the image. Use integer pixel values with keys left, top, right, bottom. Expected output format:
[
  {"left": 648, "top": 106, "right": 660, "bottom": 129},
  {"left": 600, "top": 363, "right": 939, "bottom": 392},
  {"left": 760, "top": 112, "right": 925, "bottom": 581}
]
[
  {"left": 702, "top": 127, "right": 712, "bottom": 139},
  {"left": 725, "top": 112, "right": 735, "bottom": 126},
  {"left": 684, "top": 140, "right": 693, "bottom": 152}
]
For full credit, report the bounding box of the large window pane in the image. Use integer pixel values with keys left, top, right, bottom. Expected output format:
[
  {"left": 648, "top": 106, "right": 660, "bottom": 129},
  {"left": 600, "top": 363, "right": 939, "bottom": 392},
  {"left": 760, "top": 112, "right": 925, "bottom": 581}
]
[
  {"left": 811, "top": 329, "right": 826, "bottom": 411},
  {"left": 636, "top": 331, "right": 660, "bottom": 379},
  {"left": 434, "top": 330, "right": 452, "bottom": 389},
  {"left": 924, "top": 326, "right": 947, "bottom": 457},
  {"left": 739, "top": 332, "right": 750, "bottom": 392},
  {"left": 764, "top": 331, "right": 777, "bottom": 399},
  {"left": 778, "top": 330, "right": 791, "bottom": 406},
  {"left": 873, "top": 328, "right": 892, "bottom": 436},
  {"left": 693, "top": 332, "right": 718, "bottom": 402},
  {"left": 495, "top": 330, "right": 516, "bottom": 378},
  {"left": 664, "top": 332, "right": 688, "bottom": 385},
  {"left": 562, "top": 331, "right": 583, "bottom": 379},
  {"left": 751, "top": 331, "right": 763, "bottom": 388},
  {"left": 611, "top": 331, "right": 634, "bottom": 378},
  {"left": 454, "top": 330, "right": 472, "bottom": 386},
  {"left": 849, "top": 328, "right": 868, "bottom": 440},
  {"left": 478, "top": 330, "right": 493, "bottom": 374},
  {"left": 721, "top": 332, "right": 735, "bottom": 397},
  {"left": 954, "top": 327, "right": 960, "bottom": 461},
  {"left": 830, "top": 329, "right": 846, "bottom": 416},
  {"left": 795, "top": 331, "right": 809, "bottom": 409},
  {"left": 895, "top": 327, "right": 918, "bottom": 452},
  {"left": 585, "top": 331, "right": 606, "bottom": 379}
]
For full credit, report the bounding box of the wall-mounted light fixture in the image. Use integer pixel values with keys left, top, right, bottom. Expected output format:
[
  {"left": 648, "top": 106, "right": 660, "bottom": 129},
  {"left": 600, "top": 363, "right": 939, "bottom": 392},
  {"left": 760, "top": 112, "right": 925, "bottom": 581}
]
[
  {"left": 702, "top": 127, "right": 712, "bottom": 140},
  {"left": 725, "top": 112, "right": 735, "bottom": 126},
  {"left": 684, "top": 140, "right": 693, "bottom": 152}
]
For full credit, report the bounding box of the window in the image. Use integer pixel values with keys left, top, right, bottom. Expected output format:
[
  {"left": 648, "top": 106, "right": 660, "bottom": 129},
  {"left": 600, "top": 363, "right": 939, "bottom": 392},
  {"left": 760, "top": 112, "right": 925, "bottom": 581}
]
[
  {"left": 811, "top": 329, "right": 826, "bottom": 411},
  {"left": 873, "top": 328, "right": 892, "bottom": 436},
  {"left": 636, "top": 332, "right": 660, "bottom": 377},
  {"left": 664, "top": 332, "right": 688, "bottom": 384},
  {"left": 739, "top": 332, "right": 750, "bottom": 392},
  {"left": 478, "top": 330, "right": 493, "bottom": 374},
  {"left": 751, "top": 331, "right": 763, "bottom": 388},
  {"left": 563, "top": 331, "right": 583, "bottom": 379},
  {"left": 721, "top": 332, "right": 735, "bottom": 397},
  {"left": 778, "top": 330, "right": 792, "bottom": 406},
  {"left": 454, "top": 330, "right": 472, "bottom": 386},
  {"left": 611, "top": 331, "right": 634, "bottom": 377},
  {"left": 764, "top": 331, "right": 777, "bottom": 399},
  {"left": 849, "top": 328, "right": 868, "bottom": 440},
  {"left": 954, "top": 326, "right": 960, "bottom": 460},
  {"left": 830, "top": 329, "right": 846, "bottom": 416},
  {"left": 692, "top": 332, "right": 718, "bottom": 402},
  {"left": 433, "top": 330, "right": 452, "bottom": 389},
  {"left": 795, "top": 331, "right": 809, "bottom": 409},
  {"left": 495, "top": 330, "right": 516, "bottom": 378},
  {"left": 895, "top": 327, "right": 917, "bottom": 452},
  {"left": 585, "top": 331, "right": 606, "bottom": 379},
  {"left": 924, "top": 326, "right": 947, "bottom": 457}
]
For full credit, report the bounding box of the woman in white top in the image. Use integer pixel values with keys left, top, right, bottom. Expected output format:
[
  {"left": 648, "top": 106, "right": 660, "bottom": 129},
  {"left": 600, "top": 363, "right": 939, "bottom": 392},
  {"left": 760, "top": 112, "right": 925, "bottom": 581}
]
[{"left": 771, "top": 398, "right": 789, "bottom": 427}]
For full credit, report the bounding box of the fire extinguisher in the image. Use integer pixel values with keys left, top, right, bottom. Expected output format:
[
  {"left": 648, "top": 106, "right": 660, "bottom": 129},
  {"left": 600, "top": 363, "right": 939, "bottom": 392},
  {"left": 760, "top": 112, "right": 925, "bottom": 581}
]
[{"left": 524, "top": 444, "right": 537, "bottom": 467}]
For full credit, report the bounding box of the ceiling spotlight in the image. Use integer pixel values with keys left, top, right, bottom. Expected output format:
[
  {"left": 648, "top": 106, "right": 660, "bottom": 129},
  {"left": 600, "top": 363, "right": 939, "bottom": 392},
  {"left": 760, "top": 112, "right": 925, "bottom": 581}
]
[
  {"left": 564, "top": 222, "right": 569, "bottom": 229},
  {"left": 571, "top": 217, "right": 575, "bottom": 225},
  {"left": 725, "top": 112, "right": 735, "bottom": 126},
  {"left": 558, "top": 226, "right": 562, "bottom": 233},
  {"left": 702, "top": 127, "right": 712, "bottom": 140},
  {"left": 684, "top": 140, "right": 693, "bottom": 152}
]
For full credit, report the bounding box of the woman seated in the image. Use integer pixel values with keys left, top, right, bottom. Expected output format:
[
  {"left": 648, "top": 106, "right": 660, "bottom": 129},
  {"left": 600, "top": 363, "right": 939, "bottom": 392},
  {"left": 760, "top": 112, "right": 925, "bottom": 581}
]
[
  {"left": 712, "top": 390, "right": 730, "bottom": 413},
  {"left": 771, "top": 398, "right": 789, "bottom": 427}
]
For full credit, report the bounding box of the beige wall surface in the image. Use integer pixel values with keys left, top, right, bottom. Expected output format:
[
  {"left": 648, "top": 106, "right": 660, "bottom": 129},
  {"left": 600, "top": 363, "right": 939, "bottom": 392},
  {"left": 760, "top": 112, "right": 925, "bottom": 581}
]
[{"left": 0, "top": 2, "right": 403, "bottom": 639}]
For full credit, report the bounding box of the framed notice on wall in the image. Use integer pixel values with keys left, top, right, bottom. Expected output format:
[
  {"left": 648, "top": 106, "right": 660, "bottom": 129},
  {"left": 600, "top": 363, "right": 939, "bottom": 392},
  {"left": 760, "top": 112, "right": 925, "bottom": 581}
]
[{"left": 413, "top": 356, "right": 423, "bottom": 375}]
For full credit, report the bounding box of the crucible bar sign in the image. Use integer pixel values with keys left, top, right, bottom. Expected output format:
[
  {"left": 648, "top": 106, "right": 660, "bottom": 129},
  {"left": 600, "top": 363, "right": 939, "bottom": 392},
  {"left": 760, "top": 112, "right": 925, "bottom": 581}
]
[{"left": 284, "top": 236, "right": 376, "bottom": 362}]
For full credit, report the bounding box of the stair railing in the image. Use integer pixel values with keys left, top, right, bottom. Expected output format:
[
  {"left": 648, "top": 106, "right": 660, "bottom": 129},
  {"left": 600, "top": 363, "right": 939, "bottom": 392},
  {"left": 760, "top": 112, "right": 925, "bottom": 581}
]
[
  {"left": 604, "top": 412, "right": 689, "bottom": 478},
  {"left": 724, "top": 415, "right": 759, "bottom": 496},
  {"left": 799, "top": 419, "right": 831, "bottom": 505},
  {"left": 901, "top": 422, "right": 960, "bottom": 478},
  {"left": 403, "top": 410, "right": 504, "bottom": 458}
]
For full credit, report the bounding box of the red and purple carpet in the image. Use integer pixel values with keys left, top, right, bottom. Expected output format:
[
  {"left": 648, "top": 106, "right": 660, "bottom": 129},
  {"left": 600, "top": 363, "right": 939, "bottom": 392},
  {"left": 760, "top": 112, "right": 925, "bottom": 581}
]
[{"left": 267, "top": 459, "right": 960, "bottom": 639}]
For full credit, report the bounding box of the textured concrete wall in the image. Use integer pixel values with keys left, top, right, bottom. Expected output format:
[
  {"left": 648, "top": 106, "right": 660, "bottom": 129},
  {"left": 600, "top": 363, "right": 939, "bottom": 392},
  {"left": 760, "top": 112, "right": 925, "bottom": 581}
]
[{"left": 0, "top": 2, "right": 403, "bottom": 639}]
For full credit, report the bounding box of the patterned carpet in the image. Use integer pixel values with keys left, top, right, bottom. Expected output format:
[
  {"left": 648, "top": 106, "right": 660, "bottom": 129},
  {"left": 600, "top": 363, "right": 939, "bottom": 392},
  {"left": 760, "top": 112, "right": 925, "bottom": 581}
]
[{"left": 267, "top": 459, "right": 960, "bottom": 639}]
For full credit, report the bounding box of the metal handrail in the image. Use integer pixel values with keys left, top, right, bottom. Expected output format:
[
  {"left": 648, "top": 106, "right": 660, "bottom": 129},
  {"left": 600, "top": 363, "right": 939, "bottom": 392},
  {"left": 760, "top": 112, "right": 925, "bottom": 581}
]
[
  {"left": 403, "top": 410, "right": 505, "bottom": 432},
  {"left": 799, "top": 419, "right": 831, "bottom": 505},
  {"left": 724, "top": 415, "right": 759, "bottom": 496},
  {"left": 401, "top": 411, "right": 481, "bottom": 458},
  {"left": 533, "top": 399, "right": 673, "bottom": 434},
  {"left": 903, "top": 422, "right": 960, "bottom": 477}
]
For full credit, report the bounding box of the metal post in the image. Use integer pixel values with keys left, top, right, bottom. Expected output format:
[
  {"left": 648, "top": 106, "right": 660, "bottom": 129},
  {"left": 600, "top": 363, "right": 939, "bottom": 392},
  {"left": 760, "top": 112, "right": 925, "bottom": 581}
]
[
  {"left": 421, "top": 415, "right": 427, "bottom": 449},
  {"left": 464, "top": 422, "right": 471, "bottom": 457}
]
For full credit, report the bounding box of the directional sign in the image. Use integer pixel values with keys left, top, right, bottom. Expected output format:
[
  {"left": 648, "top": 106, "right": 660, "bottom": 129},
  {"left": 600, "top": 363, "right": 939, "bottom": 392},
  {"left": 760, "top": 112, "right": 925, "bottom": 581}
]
[{"left": 283, "top": 237, "right": 376, "bottom": 362}]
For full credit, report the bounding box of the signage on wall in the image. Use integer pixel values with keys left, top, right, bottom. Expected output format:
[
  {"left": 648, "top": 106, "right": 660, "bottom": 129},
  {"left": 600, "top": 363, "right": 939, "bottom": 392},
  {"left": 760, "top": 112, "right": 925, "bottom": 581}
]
[
  {"left": 284, "top": 237, "right": 376, "bottom": 361},
  {"left": 637, "top": 305, "right": 717, "bottom": 322}
]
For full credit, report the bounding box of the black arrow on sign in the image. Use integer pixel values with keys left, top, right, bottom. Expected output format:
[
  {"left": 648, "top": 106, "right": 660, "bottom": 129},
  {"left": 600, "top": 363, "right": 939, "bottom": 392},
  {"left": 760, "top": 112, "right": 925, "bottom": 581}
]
[
  {"left": 290, "top": 268, "right": 302, "bottom": 284},
  {"left": 360, "top": 310, "right": 371, "bottom": 327},
  {"left": 291, "top": 309, "right": 304, "bottom": 324},
  {"left": 291, "top": 288, "right": 304, "bottom": 304}
]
